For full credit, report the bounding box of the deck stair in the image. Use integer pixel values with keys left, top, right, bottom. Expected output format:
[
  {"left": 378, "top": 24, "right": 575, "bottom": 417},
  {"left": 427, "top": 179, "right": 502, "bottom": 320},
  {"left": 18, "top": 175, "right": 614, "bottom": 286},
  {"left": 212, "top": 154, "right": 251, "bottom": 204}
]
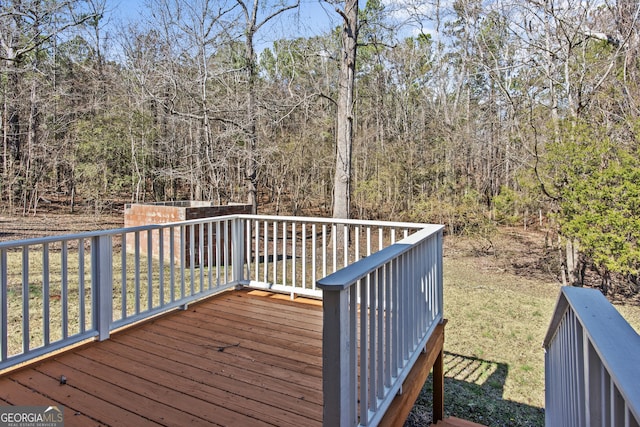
[{"left": 431, "top": 416, "right": 487, "bottom": 427}]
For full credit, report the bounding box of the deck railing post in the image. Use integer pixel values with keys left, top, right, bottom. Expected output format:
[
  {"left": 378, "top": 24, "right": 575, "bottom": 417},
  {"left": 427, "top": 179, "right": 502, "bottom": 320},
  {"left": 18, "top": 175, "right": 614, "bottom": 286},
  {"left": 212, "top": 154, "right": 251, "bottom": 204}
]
[
  {"left": 92, "top": 235, "right": 113, "bottom": 341},
  {"left": 321, "top": 286, "right": 356, "bottom": 427},
  {"left": 231, "top": 218, "right": 246, "bottom": 284},
  {"left": 437, "top": 229, "right": 444, "bottom": 316}
]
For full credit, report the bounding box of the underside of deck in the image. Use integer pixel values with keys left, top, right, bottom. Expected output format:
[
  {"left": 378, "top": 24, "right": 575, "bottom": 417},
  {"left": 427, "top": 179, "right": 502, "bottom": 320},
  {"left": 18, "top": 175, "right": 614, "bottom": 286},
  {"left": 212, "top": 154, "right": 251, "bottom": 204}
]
[{"left": 0, "top": 290, "right": 324, "bottom": 426}]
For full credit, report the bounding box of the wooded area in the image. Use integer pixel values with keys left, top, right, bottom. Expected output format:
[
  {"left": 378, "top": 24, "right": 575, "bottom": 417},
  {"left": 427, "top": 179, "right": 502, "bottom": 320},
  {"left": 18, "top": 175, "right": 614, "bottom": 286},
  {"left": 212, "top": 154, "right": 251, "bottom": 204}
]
[{"left": 1, "top": 0, "right": 639, "bottom": 295}]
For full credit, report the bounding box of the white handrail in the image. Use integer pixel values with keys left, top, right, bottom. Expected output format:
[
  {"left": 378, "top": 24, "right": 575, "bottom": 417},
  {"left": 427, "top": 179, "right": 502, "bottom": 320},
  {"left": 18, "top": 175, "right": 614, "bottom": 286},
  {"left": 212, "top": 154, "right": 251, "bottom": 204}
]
[
  {"left": 318, "top": 225, "right": 444, "bottom": 427},
  {"left": 544, "top": 286, "right": 640, "bottom": 427}
]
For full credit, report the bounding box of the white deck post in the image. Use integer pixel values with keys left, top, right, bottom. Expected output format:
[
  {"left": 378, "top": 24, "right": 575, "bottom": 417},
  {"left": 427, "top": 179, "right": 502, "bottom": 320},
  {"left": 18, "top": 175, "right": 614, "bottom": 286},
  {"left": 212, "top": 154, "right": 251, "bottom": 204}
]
[
  {"left": 231, "top": 218, "right": 246, "bottom": 284},
  {"left": 1, "top": 249, "right": 7, "bottom": 362},
  {"left": 92, "top": 235, "right": 113, "bottom": 341},
  {"left": 320, "top": 286, "right": 356, "bottom": 427}
]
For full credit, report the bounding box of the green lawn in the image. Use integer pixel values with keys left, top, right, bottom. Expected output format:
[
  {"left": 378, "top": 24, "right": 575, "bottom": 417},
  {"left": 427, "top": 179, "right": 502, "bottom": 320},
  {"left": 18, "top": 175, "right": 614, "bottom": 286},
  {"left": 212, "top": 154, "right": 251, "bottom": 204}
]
[{"left": 406, "top": 231, "right": 640, "bottom": 427}]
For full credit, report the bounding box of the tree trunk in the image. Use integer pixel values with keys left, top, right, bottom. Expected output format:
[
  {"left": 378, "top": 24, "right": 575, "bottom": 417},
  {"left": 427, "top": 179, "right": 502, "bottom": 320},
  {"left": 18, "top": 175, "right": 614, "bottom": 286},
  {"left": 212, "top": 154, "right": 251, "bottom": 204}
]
[
  {"left": 238, "top": 0, "right": 299, "bottom": 214},
  {"left": 245, "top": 26, "right": 258, "bottom": 214},
  {"left": 565, "top": 238, "right": 581, "bottom": 286},
  {"left": 333, "top": 0, "right": 358, "bottom": 220}
]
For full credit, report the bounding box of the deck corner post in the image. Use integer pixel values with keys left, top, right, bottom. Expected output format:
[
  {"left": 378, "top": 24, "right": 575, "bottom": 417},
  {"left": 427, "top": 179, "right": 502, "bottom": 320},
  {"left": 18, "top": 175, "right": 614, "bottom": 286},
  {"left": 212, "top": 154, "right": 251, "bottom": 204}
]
[
  {"left": 437, "top": 229, "right": 444, "bottom": 316},
  {"left": 322, "top": 286, "right": 356, "bottom": 427},
  {"left": 92, "top": 235, "right": 113, "bottom": 341},
  {"left": 231, "top": 217, "right": 246, "bottom": 285}
]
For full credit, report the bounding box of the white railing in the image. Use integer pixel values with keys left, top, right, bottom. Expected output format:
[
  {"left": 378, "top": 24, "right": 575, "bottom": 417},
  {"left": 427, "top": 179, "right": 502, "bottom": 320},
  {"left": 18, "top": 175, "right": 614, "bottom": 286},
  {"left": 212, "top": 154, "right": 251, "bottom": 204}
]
[
  {"left": 240, "top": 215, "right": 428, "bottom": 298},
  {"left": 0, "top": 214, "right": 433, "bottom": 372},
  {"left": 0, "top": 216, "right": 244, "bottom": 370},
  {"left": 544, "top": 286, "right": 640, "bottom": 427},
  {"left": 318, "top": 224, "right": 444, "bottom": 427}
]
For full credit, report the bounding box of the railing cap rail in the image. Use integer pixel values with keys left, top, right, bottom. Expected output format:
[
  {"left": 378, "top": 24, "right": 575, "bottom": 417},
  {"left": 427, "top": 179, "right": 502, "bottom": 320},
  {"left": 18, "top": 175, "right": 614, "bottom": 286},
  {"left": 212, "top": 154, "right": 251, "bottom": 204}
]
[
  {"left": 0, "top": 214, "right": 435, "bottom": 250},
  {"left": 317, "top": 225, "right": 443, "bottom": 291},
  {"left": 236, "top": 214, "right": 437, "bottom": 230},
  {"left": 544, "top": 286, "right": 640, "bottom": 420},
  {"left": 0, "top": 222, "right": 190, "bottom": 250}
]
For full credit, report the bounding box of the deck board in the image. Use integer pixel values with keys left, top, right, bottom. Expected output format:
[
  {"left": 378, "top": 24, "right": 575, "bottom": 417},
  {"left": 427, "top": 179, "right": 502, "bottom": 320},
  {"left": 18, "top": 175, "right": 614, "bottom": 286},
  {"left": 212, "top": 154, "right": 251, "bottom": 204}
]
[
  {"left": 172, "top": 307, "right": 322, "bottom": 357},
  {"left": 0, "top": 378, "right": 104, "bottom": 427},
  {"left": 0, "top": 290, "right": 323, "bottom": 427}
]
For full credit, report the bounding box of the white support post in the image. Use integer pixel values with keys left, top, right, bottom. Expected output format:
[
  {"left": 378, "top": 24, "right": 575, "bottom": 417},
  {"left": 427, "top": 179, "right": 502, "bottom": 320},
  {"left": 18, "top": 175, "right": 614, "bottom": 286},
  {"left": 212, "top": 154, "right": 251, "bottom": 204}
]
[
  {"left": 1, "top": 249, "right": 8, "bottom": 362},
  {"left": 321, "top": 286, "right": 356, "bottom": 427},
  {"left": 436, "top": 230, "right": 444, "bottom": 317},
  {"left": 92, "top": 235, "right": 113, "bottom": 341},
  {"left": 232, "top": 218, "right": 246, "bottom": 285}
]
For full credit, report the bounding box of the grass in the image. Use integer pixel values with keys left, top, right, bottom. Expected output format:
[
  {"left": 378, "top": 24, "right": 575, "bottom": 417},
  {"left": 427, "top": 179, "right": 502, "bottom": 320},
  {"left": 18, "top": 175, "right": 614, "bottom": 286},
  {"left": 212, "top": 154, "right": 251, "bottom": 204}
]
[
  {"left": 406, "top": 230, "right": 640, "bottom": 427},
  {"left": 407, "top": 257, "right": 554, "bottom": 426},
  {"left": 443, "top": 257, "right": 558, "bottom": 409}
]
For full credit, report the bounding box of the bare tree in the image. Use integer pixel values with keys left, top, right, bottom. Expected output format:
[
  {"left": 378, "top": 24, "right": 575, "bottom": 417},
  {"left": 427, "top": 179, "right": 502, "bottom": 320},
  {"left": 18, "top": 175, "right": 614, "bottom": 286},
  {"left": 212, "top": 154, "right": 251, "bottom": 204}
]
[
  {"left": 330, "top": 0, "right": 359, "bottom": 220},
  {"left": 0, "top": 0, "right": 98, "bottom": 212},
  {"left": 235, "top": 0, "right": 300, "bottom": 213},
  {"left": 140, "top": 0, "right": 240, "bottom": 201}
]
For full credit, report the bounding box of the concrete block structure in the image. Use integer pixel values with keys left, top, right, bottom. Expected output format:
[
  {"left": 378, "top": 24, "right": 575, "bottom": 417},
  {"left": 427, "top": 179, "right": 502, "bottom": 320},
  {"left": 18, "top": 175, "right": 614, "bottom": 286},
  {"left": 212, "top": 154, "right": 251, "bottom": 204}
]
[{"left": 124, "top": 202, "right": 252, "bottom": 267}]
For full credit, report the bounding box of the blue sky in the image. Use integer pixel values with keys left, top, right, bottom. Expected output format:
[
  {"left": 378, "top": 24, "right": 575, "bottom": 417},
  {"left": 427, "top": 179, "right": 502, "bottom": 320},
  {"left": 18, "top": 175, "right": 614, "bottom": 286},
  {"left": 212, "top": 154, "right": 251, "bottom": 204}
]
[
  {"left": 99, "top": 0, "right": 431, "bottom": 60},
  {"left": 105, "top": 0, "right": 340, "bottom": 44}
]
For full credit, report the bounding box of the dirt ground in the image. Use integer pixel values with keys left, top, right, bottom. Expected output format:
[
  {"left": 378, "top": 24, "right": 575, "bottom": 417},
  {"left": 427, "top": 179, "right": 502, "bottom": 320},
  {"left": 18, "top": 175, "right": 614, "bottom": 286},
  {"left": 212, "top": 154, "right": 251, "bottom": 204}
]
[
  {"left": 1, "top": 202, "right": 563, "bottom": 285},
  {"left": 445, "top": 226, "right": 566, "bottom": 286}
]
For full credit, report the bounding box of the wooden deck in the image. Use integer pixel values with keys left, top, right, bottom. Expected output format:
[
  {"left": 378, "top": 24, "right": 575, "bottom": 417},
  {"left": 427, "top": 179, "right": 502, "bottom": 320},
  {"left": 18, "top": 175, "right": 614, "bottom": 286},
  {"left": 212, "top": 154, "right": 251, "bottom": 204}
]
[
  {"left": 0, "top": 288, "right": 448, "bottom": 427},
  {"left": 0, "top": 290, "right": 324, "bottom": 427}
]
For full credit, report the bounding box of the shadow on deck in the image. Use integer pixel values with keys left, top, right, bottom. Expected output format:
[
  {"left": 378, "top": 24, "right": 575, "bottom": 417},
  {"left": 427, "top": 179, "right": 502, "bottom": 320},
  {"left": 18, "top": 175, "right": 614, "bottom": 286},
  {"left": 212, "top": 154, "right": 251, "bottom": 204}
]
[{"left": 0, "top": 290, "right": 324, "bottom": 426}]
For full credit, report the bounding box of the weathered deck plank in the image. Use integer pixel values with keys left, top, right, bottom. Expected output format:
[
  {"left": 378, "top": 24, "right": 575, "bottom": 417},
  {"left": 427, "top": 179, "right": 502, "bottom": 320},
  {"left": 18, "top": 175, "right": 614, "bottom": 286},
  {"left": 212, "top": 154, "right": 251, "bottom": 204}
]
[{"left": 0, "top": 290, "right": 323, "bottom": 427}]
